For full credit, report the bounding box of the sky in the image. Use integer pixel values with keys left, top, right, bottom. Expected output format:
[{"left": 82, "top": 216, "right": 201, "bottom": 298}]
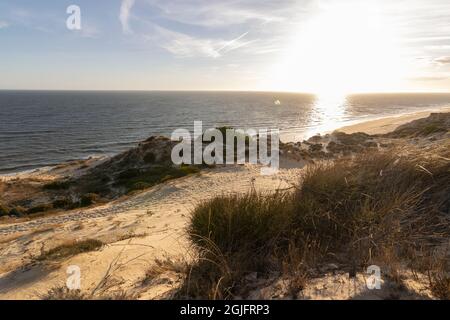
[{"left": 0, "top": 0, "right": 449, "bottom": 93}]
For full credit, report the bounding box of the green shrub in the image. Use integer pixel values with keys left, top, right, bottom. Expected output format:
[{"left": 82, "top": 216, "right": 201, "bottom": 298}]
[
  {"left": 160, "top": 175, "right": 174, "bottom": 183},
  {"left": 204, "top": 127, "right": 253, "bottom": 164},
  {"left": 0, "top": 203, "right": 10, "bottom": 216},
  {"left": 421, "top": 124, "right": 446, "bottom": 136},
  {"left": 27, "top": 203, "right": 53, "bottom": 214},
  {"left": 115, "top": 165, "right": 202, "bottom": 193},
  {"left": 184, "top": 191, "right": 293, "bottom": 299},
  {"left": 180, "top": 165, "right": 200, "bottom": 175},
  {"left": 131, "top": 182, "right": 152, "bottom": 191},
  {"left": 118, "top": 168, "right": 141, "bottom": 180},
  {"left": 190, "top": 192, "right": 292, "bottom": 258},
  {"left": 8, "top": 206, "right": 26, "bottom": 216},
  {"left": 80, "top": 176, "right": 111, "bottom": 195},
  {"left": 80, "top": 193, "right": 100, "bottom": 207},
  {"left": 52, "top": 198, "right": 73, "bottom": 209},
  {"left": 43, "top": 180, "right": 71, "bottom": 190},
  {"left": 144, "top": 152, "right": 156, "bottom": 163}
]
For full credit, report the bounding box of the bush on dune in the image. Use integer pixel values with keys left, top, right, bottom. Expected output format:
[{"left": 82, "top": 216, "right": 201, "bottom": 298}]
[
  {"left": 80, "top": 193, "right": 100, "bottom": 207},
  {"left": 0, "top": 203, "right": 10, "bottom": 216},
  {"left": 181, "top": 148, "right": 450, "bottom": 299},
  {"left": 189, "top": 192, "right": 292, "bottom": 257},
  {"left": 52, "top": 197, "right": 74, "bottom": 209},
  {"left": 37, "top": 239, "right": 104, "bottom": 261},
  {"left": 43, "top": 180, "right": 72, "bottom": 190},
  {"left": 115, "top": 165, "right": 201, "bottom": 193},
  {"left": 8, "top": 206, "right": 27, "bottom": 217},
  {"left": 183, "top": 191, "right": 294, "bottom": 299},
  {"left": 27, "top": 203, "right": 54, "bottom": 214}
]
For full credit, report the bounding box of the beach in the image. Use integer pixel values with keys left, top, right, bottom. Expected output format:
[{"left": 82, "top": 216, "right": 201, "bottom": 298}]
[
  {"left": 0, "top": 108, "right": 449, "bottom": 300},
  {"left": 337, "top": 106, "right": 450, "bottom": 135}
]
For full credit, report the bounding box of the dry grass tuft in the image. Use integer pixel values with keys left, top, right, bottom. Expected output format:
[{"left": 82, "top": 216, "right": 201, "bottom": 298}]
[
  {"left": 42, "top": 287, "right": 135, "bottom": 300},
  {"left": 37, "top": 239, "right": 104, "bottom": 261},
  {"left": 143, "top": 257, "right": 189, "bottom": 286}
]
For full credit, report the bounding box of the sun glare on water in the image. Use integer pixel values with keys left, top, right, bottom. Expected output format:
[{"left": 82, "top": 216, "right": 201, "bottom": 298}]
[{"left": 268, "top": 1, "right": 406, "bottom": 97}]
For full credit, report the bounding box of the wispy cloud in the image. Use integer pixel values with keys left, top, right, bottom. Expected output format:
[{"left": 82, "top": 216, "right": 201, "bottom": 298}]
[
  {"left": 131, "top": 0, "right": 310, "bottom": 59},
  {"left": 120, "top": 0, "right": 136, "bottom": 34},
  {"left": 412, "top": 75, "right": 449, "bottom": 82},
  {"left": 143, "top": 0, "right": 289, "bottom": 27},
  {"left": 435, "top": 56, "right": 450, "bottom": 65},
  {"left": 156, "top": 27, "right": 253, "bottom": 58},
  {"left": 0, "top": 21, "right": 9, "bottom": 29},
  {"left": 216, "top": 31, "right": 251, "bottom": 55},
  {"left": 161, "top": 35, "right": 221, "bottom": 58},
  {"left": 77, "top": 24, "right": 101, "bottom": 39}
]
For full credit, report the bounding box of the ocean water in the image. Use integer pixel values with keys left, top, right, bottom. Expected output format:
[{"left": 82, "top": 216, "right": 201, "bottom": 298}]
[{"left": 1, "top": 90, "right": 450, "bottom": 174}]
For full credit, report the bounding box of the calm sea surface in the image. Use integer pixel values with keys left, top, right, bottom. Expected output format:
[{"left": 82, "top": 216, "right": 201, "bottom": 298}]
[{"left": 1, "top": 91, "right": 450, "bottom": 173}]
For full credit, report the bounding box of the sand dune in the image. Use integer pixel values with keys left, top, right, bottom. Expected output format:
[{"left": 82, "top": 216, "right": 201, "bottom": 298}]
[
  {"left": 1, "top": 109, "right": 449, "bottom": 300},
  {"left": 0, "top": 165, "right": 301, "bottom": 299}
]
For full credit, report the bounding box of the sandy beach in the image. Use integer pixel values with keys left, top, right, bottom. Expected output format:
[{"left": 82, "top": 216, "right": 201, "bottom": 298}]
[
  {"left": 0, "top": 108, "right": 449, "bottom": 300},
  {"left": 337, "top": 106, "right": 450, "bottom": 135}
]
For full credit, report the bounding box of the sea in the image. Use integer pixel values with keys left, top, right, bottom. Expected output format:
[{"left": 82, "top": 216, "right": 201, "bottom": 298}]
[{"left": 1, "top": 90, "right": 449, "bottom": 174}]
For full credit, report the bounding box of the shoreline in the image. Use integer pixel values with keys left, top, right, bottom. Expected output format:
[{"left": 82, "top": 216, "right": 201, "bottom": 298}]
[
  {"left": 1, "top": 106, "right": 449, "bottom": 178},
  {"left": 334, "top": 106, "right": 450, "bottom": 135}
]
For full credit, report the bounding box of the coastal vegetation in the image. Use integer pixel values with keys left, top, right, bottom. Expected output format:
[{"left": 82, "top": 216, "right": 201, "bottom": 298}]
[
  {"left": 0, "top": 127, "right": 258, "bottom": 218},
  {"left": 179, "top": 135, "right": 450, "bottom": 299},
  {"left": 37, "top": 239, "right": 104, "bottom": 261}
]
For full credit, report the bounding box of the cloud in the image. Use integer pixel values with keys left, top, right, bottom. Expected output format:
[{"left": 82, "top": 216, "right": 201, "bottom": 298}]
[
  {"left": 425, "top": 45, "right": 450, "bottom": 51},
  {"left": 143, "top": 0, "right": 290, "bottom": 27},
  {"left": 120, "top": 0, "right": 136, "bottom": 34},
  {"left": 131, "top": 0, "right": 309, "bottom": 59},
  {"left": 78, "top": 24, "right": 101, "bottom": 39},
  {"left": 0, "top": 21, "right": 9, "bottom": 29},
  {"left": 216, "top": 32, "right": 252, "bottom": 55},
  {"left": 412, "top": 76, "right": 448, "bottom": 82},
  {"left": 156, "top": 27, "right": 252, "bottom": 58},
  {"left": 434, "top": 56, "right": 450, "bottom": 64},
  {"left": 156, "top": 27, "right": 222, "bottom": 58}
]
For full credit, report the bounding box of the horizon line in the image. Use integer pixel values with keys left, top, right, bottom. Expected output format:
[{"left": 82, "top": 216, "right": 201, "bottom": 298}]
[{"left": 1, "top": 89, "right": 450, "bottom": 95}]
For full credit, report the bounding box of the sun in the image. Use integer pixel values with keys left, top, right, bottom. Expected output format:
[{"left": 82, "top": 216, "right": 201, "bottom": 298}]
[{"left": 266, "top": 1, "right": 407, "bottom": 96}]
